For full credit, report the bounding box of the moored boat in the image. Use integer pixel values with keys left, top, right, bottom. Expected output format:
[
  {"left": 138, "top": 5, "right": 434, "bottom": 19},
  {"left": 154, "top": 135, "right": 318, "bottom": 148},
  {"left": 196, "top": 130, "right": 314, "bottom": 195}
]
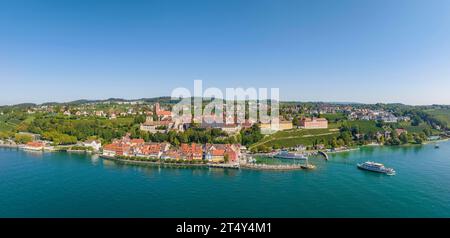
[{"left": 273, "top": 150, "right": 308, "bottom": 160}]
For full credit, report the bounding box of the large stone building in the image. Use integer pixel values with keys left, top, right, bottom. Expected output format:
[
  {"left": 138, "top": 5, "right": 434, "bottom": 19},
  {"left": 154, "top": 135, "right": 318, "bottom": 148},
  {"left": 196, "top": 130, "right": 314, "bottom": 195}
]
[
  {"left": 299, "top": 117, "right": 328, "bottom": 129},
  {"left": 260, "top": 118, "right": 293, "bottom": 132}
]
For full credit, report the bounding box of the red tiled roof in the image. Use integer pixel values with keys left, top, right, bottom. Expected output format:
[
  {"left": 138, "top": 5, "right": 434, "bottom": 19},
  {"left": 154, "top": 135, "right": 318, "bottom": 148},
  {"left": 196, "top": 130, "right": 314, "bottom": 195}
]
[
  {"left": 130, "top": 139, "right": 145, "bottom": 144},
  {"left": 180, "top": 143, "right": 203, "bottom": 155},
  {"left": 26, "top": 141, "right": 44, "bottom": 147},
  {"left": 157, "top": 110, "right": 172, "bottom": 116},
  {"left": 103, "top": 143, "right": 130, "bottom": 154},
  {"left": 211, "top": 149, "right": 225, "bottom": 156},
  {"left": 163, "top": 149, "right": 181, "bottom": 159},
  {"left": 140, "top": 143, "right": 164, "bottom": 154}
]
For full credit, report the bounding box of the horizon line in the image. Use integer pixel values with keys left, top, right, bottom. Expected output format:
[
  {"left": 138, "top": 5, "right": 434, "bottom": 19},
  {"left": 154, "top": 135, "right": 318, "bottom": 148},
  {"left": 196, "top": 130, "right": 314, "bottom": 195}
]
[{"left": 1, "top": 96, "right": 449, "bottom": 107}]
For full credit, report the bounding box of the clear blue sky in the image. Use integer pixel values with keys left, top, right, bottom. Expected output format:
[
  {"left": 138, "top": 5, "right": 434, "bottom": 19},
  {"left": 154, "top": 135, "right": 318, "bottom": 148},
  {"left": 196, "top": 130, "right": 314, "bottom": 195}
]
[{"left": 1, "top": 0, "right": 450, "bottom": 105}]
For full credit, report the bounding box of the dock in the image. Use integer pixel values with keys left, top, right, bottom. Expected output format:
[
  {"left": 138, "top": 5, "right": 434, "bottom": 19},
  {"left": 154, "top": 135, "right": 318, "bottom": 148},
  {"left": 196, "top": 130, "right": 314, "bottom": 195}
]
[
  {"left": 208, "top": 163, "right": 240, "bottom": 169},
  {"left": 241, "top": 163, "right": 315, "bottom": 171},
  {"left": 318, "top": 151, "right": 329, "bottom": 160}
]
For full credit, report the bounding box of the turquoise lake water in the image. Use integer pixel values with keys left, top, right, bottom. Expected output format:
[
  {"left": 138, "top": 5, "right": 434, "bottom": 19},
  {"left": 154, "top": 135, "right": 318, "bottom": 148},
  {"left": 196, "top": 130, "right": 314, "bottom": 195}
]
[{"left": 1, "top": 141, "right": 450, "bottom": 218}]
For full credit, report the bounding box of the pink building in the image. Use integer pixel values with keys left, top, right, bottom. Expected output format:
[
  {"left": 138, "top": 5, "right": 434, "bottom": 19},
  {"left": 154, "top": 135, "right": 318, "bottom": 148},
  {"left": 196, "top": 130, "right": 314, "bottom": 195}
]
[{"left": 300, "top": 117, "right": 328, "bottom": 129}]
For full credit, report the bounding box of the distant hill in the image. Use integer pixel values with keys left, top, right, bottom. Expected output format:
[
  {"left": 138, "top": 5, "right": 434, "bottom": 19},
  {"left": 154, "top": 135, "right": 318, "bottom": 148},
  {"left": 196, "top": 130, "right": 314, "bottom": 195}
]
[{"left": 1, "top": 97, "right": 449, "bottom": 108}]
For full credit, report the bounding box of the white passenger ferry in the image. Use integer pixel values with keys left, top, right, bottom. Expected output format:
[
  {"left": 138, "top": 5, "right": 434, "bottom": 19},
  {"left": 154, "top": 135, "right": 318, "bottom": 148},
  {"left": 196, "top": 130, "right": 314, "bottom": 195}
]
[{"left": 357, "top": 161, "right": 396, "bottom": 175}]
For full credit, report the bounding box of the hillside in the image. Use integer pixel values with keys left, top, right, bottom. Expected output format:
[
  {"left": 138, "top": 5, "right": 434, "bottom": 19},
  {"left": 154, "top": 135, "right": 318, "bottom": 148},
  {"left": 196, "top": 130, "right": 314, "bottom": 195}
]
[{"left": 425, "top": 108, "right": 450, "bottom": 127}]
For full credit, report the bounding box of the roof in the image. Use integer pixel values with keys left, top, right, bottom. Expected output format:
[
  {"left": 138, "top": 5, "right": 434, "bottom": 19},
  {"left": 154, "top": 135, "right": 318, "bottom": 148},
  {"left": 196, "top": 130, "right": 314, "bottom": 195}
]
[
  {"left": 140, "top": 143, "right": 166, "bottom": 154},
  {"left": 26, "top": 141, "right": 45, "bottom": 147},
  {"left": 163, "top": 149, "right": 181, "bottom": 158},
  {"left": 181, "top": 143, "right": 203, "bottom": 155},
  {"left": 157, "top": 110, "right": 172, "bottom": 116},
  {"left": 211, "top": 149, "right": 225, "bottom": 156},
  {"left": 103, "top": 143, "right": 130, "bottom": 152},
  {"left": 302, "top": 117, "right": 328, "bottom": 122},
  {"left": 130, "top": 139, "right": 145, "bottom": 144},
  {"left": 142, "top": 120, "right": 172, "bottom": 126}
]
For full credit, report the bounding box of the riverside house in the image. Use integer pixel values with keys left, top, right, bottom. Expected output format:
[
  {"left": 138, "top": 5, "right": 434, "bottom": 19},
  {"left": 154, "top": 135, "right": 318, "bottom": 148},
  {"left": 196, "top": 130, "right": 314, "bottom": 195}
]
[
  {"left": 161, "top": 149, "right": 182, "bottom": 160},
  {"left": 23, "top": 141, "right": 46, "bottom": 151},
  {"left": 204, "top": 144, "right": 240, "bottom": 163},
  {"left": 135, "top": 142, "right": 170, "bottom": 158},
  {"left": 102, "top": 134, "right": 144, "bottom": 157},
  {"left": 180, "top": 143, "right": 203, "bottom": 160},
  {"left": 101, "top": 133, "right": 242, "bottom": 164},
  {"left": 103, "top": 143, "right": 130, "bottom": 157}
]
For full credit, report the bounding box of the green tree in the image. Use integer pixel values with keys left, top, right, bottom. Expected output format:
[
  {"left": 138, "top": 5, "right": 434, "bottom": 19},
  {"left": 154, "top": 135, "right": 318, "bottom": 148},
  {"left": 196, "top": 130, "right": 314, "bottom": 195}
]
[
  {"left": 224, "top": 154, "right": 229, "bottom": 163},
  {"left": 399, "top": 133, "right": 409, "bottom": 144},
  {"left": 14, "top": 134, "right": 33, "bottom": 144}
]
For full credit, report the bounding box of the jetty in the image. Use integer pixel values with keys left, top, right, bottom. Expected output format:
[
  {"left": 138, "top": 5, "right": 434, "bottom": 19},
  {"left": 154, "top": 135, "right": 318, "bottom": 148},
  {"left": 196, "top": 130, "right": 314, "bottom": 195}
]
[
  {"left": 241, "top": 163, "right": 315, "bottom": 171},
  {"left": 208, "top": 163, "right": 240, "bottom": 169},
  {"left": 318, "top": 150, "right": 329, "bottom": 160}
]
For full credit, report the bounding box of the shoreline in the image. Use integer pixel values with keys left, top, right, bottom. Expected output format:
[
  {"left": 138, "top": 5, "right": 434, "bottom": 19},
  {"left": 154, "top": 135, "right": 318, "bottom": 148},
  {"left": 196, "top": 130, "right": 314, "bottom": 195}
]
[
  {"left": 2, "top": 137, "right": 447, "bottom": 172},
  {"left": 99, "top": 155, "right": 307, "bottom": 171},
  {"left": 100, "top": 155, "right": 234, "bottom": 169},
  {"left": 0, "top": 144, "right": 19, "bottom": 149}
]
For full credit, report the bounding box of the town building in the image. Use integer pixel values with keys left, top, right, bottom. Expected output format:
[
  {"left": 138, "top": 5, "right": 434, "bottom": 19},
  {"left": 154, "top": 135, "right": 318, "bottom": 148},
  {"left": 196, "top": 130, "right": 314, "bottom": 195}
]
[
  {"left": 135, "top": 142, "right": 170, "bottom": 158},
  {"left": 299, "top": 117, "right": 328, "bottom": 129},
  {"left": 260, "top": 118, "right": 293, "bottom": 132},
  {"left": 161, "top": 149, "right": 182, "bottom": 160},
  {"left": 155, "top": 103, "right": 172, "bottom": 120},
  {"left": 395, "top": 128, "right": 408, "bottom": 136},
  {"left": 102, "top": 143, "right": 130, "bottom": 157},
  {"left": 103, "top": 134, "right": 143, "bottom": 157},
  {"left": 180, "top": 143, "right": 203, "bottom": 160},
  {"left": 140, "top": 117, "right": 173, "bottom": 133},
  {"left": 204, "top": 144, "right": 239, "bottom": 163},
  {"left": 23, "top": 141, "right": 45, "bottom": 151},
  {"left": 82, "top": 140, "right": 102, "bottom": 151},
  {"left": 279, "top": 120, "right": 293, "bottom": 130}
]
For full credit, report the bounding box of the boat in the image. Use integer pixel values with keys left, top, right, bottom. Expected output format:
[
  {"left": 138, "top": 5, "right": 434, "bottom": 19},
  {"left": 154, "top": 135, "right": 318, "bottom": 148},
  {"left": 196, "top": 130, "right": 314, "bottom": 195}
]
[
  {"left": 357, "top": 161, "right": 396, "bottom": 175},
  {"left": 273, "top": 150, "right": 308, "bottom": 160},
  {"left": 300, "top": 164, "right": 316, "bottom": 170},
  {"left": 247, "top": 157, "right": 256, "bottom": 163},
  {"left": 435, "top": 144, "right": 440, "bottom": 149}
]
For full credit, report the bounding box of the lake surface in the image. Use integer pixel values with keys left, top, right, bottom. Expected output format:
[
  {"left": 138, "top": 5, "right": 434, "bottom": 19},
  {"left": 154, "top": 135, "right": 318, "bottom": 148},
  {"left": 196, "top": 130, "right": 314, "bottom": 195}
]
[{"left": 1, "top": 141, "right": 450, "bottom": 218}]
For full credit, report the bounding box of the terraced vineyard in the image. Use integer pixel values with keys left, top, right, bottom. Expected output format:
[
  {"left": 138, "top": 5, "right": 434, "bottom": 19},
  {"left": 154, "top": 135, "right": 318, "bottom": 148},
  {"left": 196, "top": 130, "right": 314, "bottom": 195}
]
[
  {"left": 250, "top": 127, "right": 341, "bottom": 149},
  {"left": 425, "top": 108, "right": 450, "bottom": 127},
  {"left": 0, "top": 115, "right": 17, "bottom": 132}
]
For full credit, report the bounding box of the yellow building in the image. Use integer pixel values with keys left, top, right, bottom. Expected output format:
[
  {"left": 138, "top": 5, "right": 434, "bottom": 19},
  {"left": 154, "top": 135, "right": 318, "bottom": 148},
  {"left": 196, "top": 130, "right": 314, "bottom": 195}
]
[{"left": 259, "top": 119, "right": 293, "bottom": 131}]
